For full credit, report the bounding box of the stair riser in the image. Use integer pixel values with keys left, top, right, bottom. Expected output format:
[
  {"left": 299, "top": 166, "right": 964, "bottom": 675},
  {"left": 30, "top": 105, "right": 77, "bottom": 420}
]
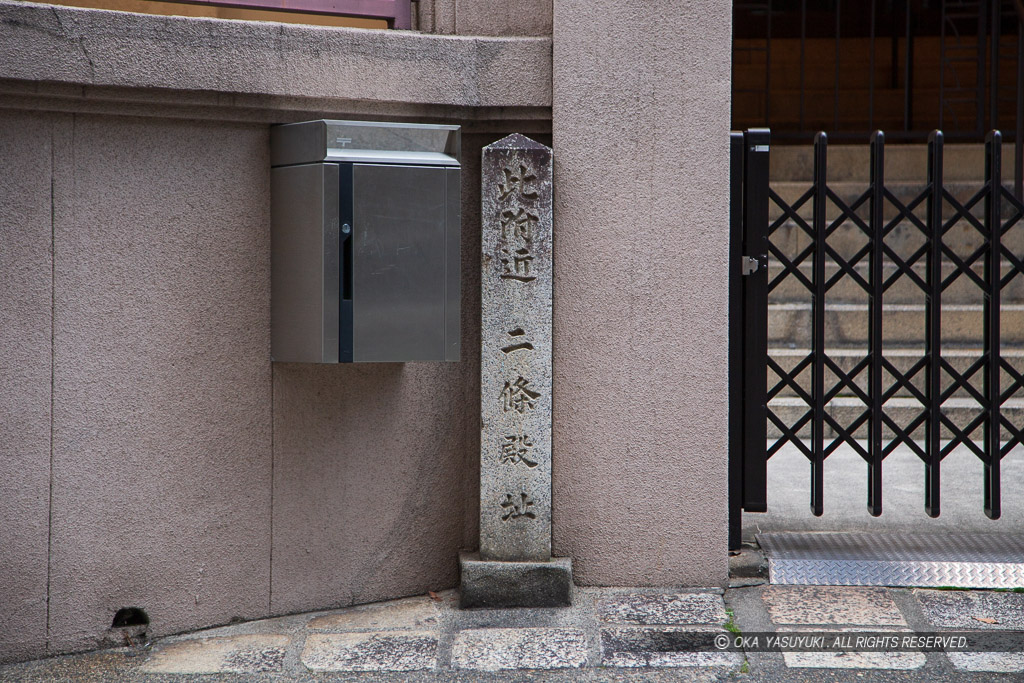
[
  {"left": 770, "top": 209, "right": 1024, "bottom": 258},
  {"left": 768, "top": 305, "right": 1024, "bottom": 347},
  {"left": 768, "top": 262, "right": 1024, "bottom": 305},
  {"left": 768, "top": 352, "right": 1023, "bottom": 400},
  {"left": 768, "top": 144, "right": 1017, "bottom": 183},
  {"left": 766, "top": 403, "right": 1021, "bottom": 440}
]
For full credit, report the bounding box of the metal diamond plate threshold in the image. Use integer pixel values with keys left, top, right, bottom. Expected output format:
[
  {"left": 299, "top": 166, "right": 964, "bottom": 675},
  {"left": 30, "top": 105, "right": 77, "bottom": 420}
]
[{"left": 757, "top": 532, "right": 1024, "bottom": 588}]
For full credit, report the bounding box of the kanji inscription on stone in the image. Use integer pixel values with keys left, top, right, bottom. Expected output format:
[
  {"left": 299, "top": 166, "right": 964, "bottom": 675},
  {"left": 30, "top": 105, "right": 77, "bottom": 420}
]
[
  {"left": 480, "top": 134, "right": 553, "bottom": 562},
  {"left": 500, "top": 434, "right": 538, "bottom": 468}
]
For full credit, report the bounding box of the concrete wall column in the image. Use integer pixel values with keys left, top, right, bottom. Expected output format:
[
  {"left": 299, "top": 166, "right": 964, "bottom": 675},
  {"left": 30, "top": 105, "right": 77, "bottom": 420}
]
[
  {"left": 0, "top": 110, "right": 54, "bottom": 663},
  {"left": 551, "top": 0, "right": 733, "bottom": 585}
]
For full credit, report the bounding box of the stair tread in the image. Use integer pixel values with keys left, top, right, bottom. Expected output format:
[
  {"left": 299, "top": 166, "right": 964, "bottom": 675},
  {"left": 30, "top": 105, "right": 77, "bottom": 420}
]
[
  {"left": 769, "top": 302, "right": 1024, "bottom": 311},
  {"left": 768, "top": 396, "right": 1024, "bottom": 408},
  {"left": 768, "top": 347, "right": 1024, "bottom": 356}
]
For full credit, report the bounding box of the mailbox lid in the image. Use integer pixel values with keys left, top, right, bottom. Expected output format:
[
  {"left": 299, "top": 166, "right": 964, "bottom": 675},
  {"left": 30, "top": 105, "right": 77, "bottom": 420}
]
[{"left": 271, "top": 120, "right": 460, "bottom": 168}]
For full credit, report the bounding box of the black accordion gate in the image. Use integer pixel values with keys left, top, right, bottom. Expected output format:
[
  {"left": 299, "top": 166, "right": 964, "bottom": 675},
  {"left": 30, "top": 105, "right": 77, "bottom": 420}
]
[{"left": 729, "top": 128, "right": 1024, "bottom": 550}]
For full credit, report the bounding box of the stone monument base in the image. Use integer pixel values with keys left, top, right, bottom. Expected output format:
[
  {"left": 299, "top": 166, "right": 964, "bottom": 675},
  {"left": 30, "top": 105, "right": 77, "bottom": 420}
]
[{"left": 459, "top": 552, "right": 574, "bottom": 608}]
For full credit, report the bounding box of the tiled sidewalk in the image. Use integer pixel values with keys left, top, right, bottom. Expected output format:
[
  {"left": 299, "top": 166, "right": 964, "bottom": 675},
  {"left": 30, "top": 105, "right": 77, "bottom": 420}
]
[
  {"left": 3, "top": 583, "right": 1024, "bottom": 680},
  {"left": 139, "top": 589, "right": 739, "bottom": 674}
]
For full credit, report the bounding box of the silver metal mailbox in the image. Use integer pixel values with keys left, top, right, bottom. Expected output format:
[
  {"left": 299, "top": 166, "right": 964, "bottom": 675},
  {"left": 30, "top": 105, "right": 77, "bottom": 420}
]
[{"left": 270, "top": 120, "right": 461, "bottom": 363}]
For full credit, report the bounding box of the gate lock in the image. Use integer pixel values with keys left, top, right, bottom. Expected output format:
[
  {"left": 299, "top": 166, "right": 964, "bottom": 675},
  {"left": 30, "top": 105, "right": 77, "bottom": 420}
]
[{"left": 741, "top": 256, "right": 761, "bottom": 276}]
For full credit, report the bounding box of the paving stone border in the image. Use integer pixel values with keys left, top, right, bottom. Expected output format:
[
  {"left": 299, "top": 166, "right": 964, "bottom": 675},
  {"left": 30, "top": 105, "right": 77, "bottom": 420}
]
[
  {"left": 451, "top": 627, "right": 588, "bottom": 671},
  {"left": 11, "top": 585, "right": 1024, "bottom": 678},
  {"left": 915, "top": 589, "right": 1024, "bottom": 630},
  {"left": 763, "top": 586, "right": 907, "bottom": 626},
  {"left": 301, "top": 632, "right": 438, "bottom": 672}
]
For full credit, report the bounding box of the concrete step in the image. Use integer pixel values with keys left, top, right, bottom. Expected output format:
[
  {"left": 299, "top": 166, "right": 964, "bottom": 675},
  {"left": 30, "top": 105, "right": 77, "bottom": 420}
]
[
  {"left": 768, "top": 302, "right": 1024, "bottom": 348},
  {"left": 766, "top": 395, "right": 1024, "bottom": 439},
  {"left": 768, "top": 348, "right": 1024, "bottom": 400},
  {"left": 767, "top": 260, "right": 1024, "bottom": 306}
]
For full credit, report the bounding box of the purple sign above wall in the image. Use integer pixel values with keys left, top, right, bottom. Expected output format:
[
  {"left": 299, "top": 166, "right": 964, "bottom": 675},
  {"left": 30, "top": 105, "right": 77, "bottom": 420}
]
[{"left": 162, "top": 0, "right": 411, "bottom": 28}]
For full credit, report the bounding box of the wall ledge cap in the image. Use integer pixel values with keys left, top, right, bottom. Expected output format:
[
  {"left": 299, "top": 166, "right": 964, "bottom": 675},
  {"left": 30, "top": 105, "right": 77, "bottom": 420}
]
[{"left": 0, "top": 1, "right": 551, "bottom": 110}]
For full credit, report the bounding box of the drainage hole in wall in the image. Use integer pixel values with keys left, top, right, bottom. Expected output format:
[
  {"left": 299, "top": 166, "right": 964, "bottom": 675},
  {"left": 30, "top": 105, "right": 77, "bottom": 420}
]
[{"left": 112, "top": 607, "right": 150, "bottom": 628}]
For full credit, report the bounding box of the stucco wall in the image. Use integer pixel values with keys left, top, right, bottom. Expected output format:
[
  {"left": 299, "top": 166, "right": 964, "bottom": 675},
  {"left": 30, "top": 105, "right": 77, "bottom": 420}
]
[
  {"left": 47, "top": 114, "right": 275, "bottom": 655},
  {"left": 422, "top": 0, "right": 552, "bottom": 36},
  {"left": 0, "top": 1, "right": 550, "bottom": 663},
  {"left": 0, "top": 110, "right": 53, "bottom": 663},
  {"left": 0, "top": 114, "right": 502, "bottom": 664},
  {"left": 551, "top": 0, "right": 733, "bottom": 586},
  {"left": 268, "top": 133, "right": 488, "bottom": 616},
  {"left": 0, "top": 0, "right": 735, "bottom": 664}
]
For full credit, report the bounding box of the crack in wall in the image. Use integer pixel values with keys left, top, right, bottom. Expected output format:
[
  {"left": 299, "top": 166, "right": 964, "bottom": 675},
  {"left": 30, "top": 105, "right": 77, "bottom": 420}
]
[{"left": 44, "top": 115, "right": 57, "bottom": 656}]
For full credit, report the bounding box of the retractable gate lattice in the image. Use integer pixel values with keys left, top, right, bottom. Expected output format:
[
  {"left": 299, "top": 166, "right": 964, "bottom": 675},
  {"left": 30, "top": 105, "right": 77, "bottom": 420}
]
[{"left": 729, "top": 128, "right": 1024, "bottom": 550}]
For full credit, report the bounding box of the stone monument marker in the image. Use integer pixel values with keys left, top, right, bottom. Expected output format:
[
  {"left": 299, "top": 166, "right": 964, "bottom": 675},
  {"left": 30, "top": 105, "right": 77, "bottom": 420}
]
[{"left": 459, "top": 134, "right": 573, "bottom": 608}]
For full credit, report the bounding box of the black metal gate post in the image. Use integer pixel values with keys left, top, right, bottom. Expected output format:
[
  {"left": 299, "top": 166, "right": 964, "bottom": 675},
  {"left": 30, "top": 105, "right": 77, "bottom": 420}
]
[
  {"left": 729, "top": 132, "right": 745, "bottom": 551},
  {"left": 811, "top": 132, "right": 828, "bottom": 516},
  {"left": 925, "top": 130, "right": 943, "bottom": 517},
  {"left": 868, "top": 131, "right": 885, "bottom": 516},
  {"left": 729, "top": 129, "right": 770, "bottom": 550},
  {"left": 984, "top": 130, "right": 1003, "bottom": 519},
  {"left": 743, "top": 130, "right": 771, "bottom": 515}
]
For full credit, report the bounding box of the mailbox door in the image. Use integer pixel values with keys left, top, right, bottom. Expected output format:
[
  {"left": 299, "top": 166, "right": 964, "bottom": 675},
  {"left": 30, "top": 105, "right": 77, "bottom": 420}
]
[{"left": 350, "top": 164, "right": 456, "bottom": 362}]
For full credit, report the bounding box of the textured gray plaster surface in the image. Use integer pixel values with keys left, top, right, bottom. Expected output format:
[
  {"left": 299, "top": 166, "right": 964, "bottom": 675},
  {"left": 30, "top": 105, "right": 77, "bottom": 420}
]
[
  {"left": 479, "top": 134, "right": 553, "bottom": 562},
  {"left": 47, "top": 115, "right": 274, "bottom": 656},
  {"left": 453, "top": 0, "right": 552, "bottom": 36},
  {"left": 0, "top": 110, "right": 53, "bottom": 664},
  {"left": 271, "top": 362, "right": 470, "bottom": 614},
  {"left": 551, "top": 0, "right": 732, "bottom": 586}
]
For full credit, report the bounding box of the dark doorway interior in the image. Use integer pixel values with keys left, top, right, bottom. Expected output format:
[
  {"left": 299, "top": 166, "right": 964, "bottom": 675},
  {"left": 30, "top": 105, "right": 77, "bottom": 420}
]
[{"left": 733, "top": 0, "right": 1023, "bottom": 143}]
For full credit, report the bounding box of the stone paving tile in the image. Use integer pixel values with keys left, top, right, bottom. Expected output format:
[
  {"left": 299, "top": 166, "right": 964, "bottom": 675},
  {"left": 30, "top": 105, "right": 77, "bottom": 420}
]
[
  {"left": 140, "top": 634, "right": 289, "bottom": 674},
  {"left": 783, "top": 649, "right": 925, "bottom": 670},
  {"left": 599, "top": 627, "right": 742, "bottom": 668},
  {"left": 450, "top": 627, "right": 587, "bottom": 671},
  {"left": 763, "top": 586, "right": 907, "bottom": 626},
  {"left": 306, "top": 595, "right": 440, "bottom": 631},
  {"left": 946, "top": 651, "right": 1024, "bottom": 673},
  {"left": 301, "top": 632, "right": 437, "bottom": 672},
  {"left": 598, "top": 592, "right": 727, "bottom": 625},
  {"left": 776, "top": 628, "right": 924, "bottom": 670},
  {"left": 915, "top": 589, "right": 1024, "bottom": 630}
]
